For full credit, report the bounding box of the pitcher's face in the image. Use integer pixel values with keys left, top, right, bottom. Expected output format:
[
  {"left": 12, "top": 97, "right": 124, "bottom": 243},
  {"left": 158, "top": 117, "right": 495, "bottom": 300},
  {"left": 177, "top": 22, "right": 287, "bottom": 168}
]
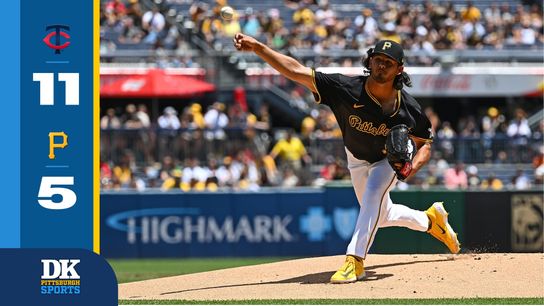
[{"left": 370, "top": 54, "right": 402, "bottom": 83}]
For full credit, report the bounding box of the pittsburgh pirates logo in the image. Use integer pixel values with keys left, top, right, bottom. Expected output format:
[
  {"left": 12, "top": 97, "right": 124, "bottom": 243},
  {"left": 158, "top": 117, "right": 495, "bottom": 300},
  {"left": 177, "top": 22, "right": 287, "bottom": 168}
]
[
  {"left": 48, "top": 132, "right": 68, "bottom": 159},
  {"left": 382, "top": 42, "right": 392, "bottom": 50}
]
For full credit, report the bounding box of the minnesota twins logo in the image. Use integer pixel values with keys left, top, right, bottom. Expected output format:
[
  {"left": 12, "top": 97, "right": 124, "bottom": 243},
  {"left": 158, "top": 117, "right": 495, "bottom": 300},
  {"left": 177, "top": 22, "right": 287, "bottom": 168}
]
[{"left": 43, "top": 25, "right": 70, "bottom": 54}]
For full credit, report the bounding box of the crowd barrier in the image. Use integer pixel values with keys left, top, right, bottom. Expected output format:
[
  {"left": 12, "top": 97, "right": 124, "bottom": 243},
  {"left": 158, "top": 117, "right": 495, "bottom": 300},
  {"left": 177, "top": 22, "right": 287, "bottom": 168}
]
[
  {"left": 101, "top": 128, "right": 542, "bottom": 165},
  {"left": 100, "top": 188, "right": 543, "bottom": 258}
]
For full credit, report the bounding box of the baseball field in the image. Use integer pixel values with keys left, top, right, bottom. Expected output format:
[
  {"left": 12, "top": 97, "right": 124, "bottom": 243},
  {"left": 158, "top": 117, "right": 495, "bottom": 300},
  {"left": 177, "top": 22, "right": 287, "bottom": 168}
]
[{"left": 114, "top": 253, "right": 544, "bottom": 305}]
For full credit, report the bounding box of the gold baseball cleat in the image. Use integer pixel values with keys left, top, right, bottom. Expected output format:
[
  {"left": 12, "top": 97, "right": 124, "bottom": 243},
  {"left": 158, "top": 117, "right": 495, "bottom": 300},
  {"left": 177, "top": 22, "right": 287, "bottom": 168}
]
[
  {"left": 330, "top": 255, "right": 365, "bottom": 284},
  {"left": 426, "top": 202, "right": 461, "bottom": 254}
]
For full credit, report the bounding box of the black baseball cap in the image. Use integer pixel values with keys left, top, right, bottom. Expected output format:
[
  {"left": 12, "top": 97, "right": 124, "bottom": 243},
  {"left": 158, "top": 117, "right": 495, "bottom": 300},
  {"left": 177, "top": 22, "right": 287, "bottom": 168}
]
[{"left": 371, "top": 40, "right": 404, "bottom": 65}]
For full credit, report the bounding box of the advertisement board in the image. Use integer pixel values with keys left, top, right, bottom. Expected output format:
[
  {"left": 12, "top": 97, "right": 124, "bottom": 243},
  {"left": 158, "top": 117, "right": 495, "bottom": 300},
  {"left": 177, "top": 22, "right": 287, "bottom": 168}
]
[{"left": 101, "top": 189, "right": 466, "bottom": 258}]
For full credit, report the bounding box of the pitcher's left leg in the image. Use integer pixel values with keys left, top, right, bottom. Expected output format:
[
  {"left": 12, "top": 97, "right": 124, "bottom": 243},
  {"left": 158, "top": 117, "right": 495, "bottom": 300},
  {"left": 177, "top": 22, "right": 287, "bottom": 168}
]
[
  {"left": 379, "top": 198, "right": 429, "bottom": 232},
  {"left": 346, "top": 159, "right": 397, "bottom": 259}
]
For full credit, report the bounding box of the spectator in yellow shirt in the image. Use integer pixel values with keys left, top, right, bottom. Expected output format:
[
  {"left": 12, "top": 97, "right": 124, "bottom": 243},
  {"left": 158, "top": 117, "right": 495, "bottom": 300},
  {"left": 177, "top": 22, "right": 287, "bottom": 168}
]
[
  {"left": 461, "top": 1, "right": 481, "bottom": 22},
  {"left": 293, "top": 4, "right": 315, "bottom": 26},
  {"left": 269, "top": 130, "right": 311, "bottom": 170},
  {"left": 380, "top": 22, "right": 401, "bottom": 43},
  {"left": 480, "top": 173, "right": 503, "bottom": 190},
  {"left": 188, "top": 103, "right": 205, "bottom": 129},
  {"left": 223, "top": 15, "right": 241, "bottom": 37}
]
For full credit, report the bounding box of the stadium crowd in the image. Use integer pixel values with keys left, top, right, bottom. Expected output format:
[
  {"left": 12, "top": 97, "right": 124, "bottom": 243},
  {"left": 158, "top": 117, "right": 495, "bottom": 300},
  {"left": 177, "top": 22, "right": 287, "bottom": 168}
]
[
  {"left": 100, "top": 0, "right": 543, "bottom": 66},
  {"left": 183, "top": 0, "right": 543, "bottom": 65},
  {"left": 100, "top": 0, "right": 197, "bottom": 68},
  {"left": 100, "top": 99, "right": 543, "bottom": 192},
  {"left": 99, "top": 1, "right": 543, "bottom": 192}
]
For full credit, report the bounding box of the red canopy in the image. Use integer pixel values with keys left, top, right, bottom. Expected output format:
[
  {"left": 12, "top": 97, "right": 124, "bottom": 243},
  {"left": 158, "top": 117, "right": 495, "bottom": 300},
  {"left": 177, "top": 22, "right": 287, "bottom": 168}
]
[{"left": 100, "top": 69, "right": 216, "bottom": 98}]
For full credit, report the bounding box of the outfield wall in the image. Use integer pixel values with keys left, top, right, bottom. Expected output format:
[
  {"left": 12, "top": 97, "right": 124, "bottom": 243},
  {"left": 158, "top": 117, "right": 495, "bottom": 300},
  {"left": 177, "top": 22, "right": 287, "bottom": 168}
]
[{"left": 100, "top": 188, "right": 542, "bottom": 258}]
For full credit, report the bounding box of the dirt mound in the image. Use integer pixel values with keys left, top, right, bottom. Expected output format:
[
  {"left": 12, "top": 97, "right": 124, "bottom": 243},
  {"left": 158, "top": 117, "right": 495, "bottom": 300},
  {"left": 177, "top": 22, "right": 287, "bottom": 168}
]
[{"left": 119, "top": 253, "right": 544, "bottom": 301}]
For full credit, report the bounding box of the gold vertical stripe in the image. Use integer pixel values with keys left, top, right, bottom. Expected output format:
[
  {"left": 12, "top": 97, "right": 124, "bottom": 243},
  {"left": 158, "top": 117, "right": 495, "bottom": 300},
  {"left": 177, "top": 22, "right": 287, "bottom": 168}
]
[
  {"left": 390, "top": 90, "right": 401, "bottom": 117},
  {"left": 311, "top": 69, "right": 322, "bottom": 104},
  {"left": 365, "top": 81, "right": 401, "bottom": 117},
  {"left": 410, "top": 135, "right": 433, "bottom": 144},
  {"left": 364, "top": 82, "right": 382, "bottom": 107},
  {"left": 362, "top": 174, "right": 396, "bottom": 259},
  {"left": 93, "top": 0, "right": 100, "bottom": 254}
]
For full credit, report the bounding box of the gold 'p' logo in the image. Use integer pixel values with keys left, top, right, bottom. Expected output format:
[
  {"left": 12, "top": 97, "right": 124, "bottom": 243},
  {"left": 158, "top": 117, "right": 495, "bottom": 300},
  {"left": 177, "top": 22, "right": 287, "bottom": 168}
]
[
  {"left": 382, "top": 42, "right": 392, "bottom": 50},
  {"left": 49, "top": 132, "right": 68, "bottom": 159}
]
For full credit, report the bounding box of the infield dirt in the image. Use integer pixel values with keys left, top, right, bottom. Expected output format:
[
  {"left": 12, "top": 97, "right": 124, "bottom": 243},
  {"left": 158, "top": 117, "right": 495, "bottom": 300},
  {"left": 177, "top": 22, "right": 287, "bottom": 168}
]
[{"left": 119, "top": 253, "right": 544, "bottom": 301}]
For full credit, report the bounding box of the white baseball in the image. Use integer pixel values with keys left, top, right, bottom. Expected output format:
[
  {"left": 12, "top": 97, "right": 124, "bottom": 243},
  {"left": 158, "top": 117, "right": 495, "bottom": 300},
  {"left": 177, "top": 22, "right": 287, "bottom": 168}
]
[{"left": 220, "top": 6, "right": 234, "bottom": 21}]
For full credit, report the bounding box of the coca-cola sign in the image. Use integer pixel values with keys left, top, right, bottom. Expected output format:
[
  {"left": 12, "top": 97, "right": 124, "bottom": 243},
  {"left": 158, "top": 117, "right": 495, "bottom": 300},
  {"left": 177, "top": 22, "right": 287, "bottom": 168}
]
[
  {"left": 421, "top": 75, "right": 471, "bottom": 91},
  {"left": 316, "top": 66, "right": 543, "bottom": 97}
]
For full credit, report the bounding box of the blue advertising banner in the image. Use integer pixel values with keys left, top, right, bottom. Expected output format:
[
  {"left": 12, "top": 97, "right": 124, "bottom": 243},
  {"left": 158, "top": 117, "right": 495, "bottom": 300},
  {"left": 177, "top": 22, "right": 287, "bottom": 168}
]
[
  {"left": 101, "top": 189, "right": 469, "bottom": 258},
  {"left": 20, "top": 0, "right": 97, "bottom": 250},
  {"left": 101, "top": 189, "right": 361, "bottom": 258}
]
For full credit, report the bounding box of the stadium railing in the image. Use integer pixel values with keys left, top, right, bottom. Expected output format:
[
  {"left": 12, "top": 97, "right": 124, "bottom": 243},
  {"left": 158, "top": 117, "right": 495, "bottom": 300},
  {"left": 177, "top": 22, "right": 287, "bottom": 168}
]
[{"left": 100, "top": 128, "right": 542, "bottom": 165}]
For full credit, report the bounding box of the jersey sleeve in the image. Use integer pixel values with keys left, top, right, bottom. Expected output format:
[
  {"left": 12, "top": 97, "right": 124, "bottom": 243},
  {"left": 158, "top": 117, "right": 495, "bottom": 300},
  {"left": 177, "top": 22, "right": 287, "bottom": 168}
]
[
  {"left": 411, "top": 111, "right": 434, "bottom": 143},
  {"left": 312, "top": 70, "right": 348, "bottom": 106}
]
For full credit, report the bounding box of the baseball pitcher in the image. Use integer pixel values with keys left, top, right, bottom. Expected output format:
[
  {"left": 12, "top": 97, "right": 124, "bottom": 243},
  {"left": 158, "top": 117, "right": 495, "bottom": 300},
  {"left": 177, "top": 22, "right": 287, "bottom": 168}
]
[{"left": 233, "top": 34, "right": 460, "bottom": 283}]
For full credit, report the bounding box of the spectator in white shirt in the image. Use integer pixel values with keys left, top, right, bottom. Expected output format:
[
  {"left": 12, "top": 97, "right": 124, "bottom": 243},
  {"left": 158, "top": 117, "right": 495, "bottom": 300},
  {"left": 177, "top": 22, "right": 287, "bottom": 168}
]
[
  {"left": 354, "top": 9, "right": 378, "bottom": 41},
  {"left": 519, "top": 18, "right": 537, "bottom": 45},
  {"left": 507, "top": 108, "right": 532, "bottom": 163},
  {"left": 142, "top": 6, "right": 165, "bottom": 44},
  {"left": 136, "top": 104, "right": 151, "bottom": 128},
  {"left": 204, "top": 102, "right": 229, "bottom": 140},
  {"left": 158, "top": 106, "right": 181, "bottom": 130},
  {"left": 507, "top": 108, "right": 531, "bottom": 138}
]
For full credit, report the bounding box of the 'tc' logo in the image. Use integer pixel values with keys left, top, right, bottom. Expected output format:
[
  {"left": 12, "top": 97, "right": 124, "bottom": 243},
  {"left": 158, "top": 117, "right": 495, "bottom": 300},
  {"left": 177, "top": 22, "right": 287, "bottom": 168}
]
[
  {"left": 382, "top": 42, "right": 392, "bottom": 50},
  {"left": 43, "top": 25, "right": 70, "bottom": 54}
]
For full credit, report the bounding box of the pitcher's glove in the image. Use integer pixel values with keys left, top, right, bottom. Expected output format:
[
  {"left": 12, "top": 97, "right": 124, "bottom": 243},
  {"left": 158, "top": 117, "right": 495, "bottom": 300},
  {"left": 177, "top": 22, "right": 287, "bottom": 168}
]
[{"left": 385, "top": 124, "right": 417, "bottom": 181}]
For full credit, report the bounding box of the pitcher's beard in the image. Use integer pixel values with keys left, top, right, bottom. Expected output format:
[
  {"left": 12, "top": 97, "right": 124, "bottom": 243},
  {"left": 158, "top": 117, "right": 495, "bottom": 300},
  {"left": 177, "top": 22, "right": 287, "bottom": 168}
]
[{"left": 371, "top": 72, "right": 387, "bottom": 83}]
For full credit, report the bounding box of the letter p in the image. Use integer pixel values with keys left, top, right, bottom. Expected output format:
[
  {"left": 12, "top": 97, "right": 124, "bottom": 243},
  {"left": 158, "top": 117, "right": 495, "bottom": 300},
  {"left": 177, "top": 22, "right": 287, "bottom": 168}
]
[{"left": 49, "top": 132, "right": 68, "bottom": 159}]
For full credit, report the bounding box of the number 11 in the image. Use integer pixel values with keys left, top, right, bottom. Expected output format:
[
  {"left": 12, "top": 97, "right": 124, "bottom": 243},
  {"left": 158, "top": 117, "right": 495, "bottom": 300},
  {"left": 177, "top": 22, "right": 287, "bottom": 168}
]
[{"left": 33, "top": 72, "right": 79, "bottom": 106}]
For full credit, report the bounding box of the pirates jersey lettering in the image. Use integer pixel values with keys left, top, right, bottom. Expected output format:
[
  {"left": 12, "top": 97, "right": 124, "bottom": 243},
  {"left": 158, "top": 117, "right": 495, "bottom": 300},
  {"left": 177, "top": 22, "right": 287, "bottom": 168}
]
[
  {"left": 348, "top": 116, "right": 390, "bottom": 136},
  {"left": 312, "top": 70, "right": 433, "bottom": 163}
]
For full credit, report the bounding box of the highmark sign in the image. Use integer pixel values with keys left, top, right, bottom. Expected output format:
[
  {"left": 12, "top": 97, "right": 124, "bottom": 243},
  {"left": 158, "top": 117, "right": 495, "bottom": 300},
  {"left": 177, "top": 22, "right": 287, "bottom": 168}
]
[
  {"left": 108, "top": 208, "right": 294, "bottom": 244},
  {"left": 100, "top": 192, "right": 360, "bottom": 257}
]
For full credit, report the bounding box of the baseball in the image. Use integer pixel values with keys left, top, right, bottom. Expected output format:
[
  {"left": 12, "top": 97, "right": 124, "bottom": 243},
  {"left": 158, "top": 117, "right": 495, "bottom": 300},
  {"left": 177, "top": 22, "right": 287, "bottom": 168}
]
[{"left": 220, "top": 6, "right": 234, "bottom": 21}]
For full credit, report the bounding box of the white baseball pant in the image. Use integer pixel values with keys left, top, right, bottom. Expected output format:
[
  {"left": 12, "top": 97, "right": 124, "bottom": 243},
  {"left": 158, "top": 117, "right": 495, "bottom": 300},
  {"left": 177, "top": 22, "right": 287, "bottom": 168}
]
[{"left": 344, "top": 147, "right": 429, "bottom": 259}]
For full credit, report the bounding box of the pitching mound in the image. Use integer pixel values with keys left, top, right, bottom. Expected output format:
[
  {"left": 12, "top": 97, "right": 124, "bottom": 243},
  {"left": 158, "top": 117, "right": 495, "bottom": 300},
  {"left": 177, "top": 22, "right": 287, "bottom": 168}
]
[{"left": 119, "top": 253, "right": 544, "bottom": 301}]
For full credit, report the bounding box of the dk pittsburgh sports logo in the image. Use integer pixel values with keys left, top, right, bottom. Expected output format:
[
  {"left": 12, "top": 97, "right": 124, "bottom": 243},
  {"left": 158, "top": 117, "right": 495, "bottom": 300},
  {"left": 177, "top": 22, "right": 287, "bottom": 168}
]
[{"left": 40, "top": 259, "right": 81, "bottom": 295}]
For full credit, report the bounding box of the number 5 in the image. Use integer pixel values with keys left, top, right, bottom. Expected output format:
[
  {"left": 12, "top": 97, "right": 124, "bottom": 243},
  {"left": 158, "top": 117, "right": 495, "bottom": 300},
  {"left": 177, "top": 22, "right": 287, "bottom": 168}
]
[{"left": 38, "top": 176, "right": 77, "bottom": 210}]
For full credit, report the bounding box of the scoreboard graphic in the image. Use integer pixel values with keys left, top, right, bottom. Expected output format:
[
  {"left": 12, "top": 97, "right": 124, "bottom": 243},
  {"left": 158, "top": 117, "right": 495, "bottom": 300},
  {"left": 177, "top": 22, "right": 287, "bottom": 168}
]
[
  {"left": 20, "top": 0, "right": 96, "bottom": 250},
  {"left": 0, "top": 1, "right": 116, "bottom": 305}
]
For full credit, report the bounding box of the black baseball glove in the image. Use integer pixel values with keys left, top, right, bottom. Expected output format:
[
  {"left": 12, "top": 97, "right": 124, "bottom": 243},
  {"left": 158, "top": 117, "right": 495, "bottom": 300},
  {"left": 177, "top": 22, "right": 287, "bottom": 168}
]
[{"left": 385, "top": 124, "right": 417, "bottom": 181}]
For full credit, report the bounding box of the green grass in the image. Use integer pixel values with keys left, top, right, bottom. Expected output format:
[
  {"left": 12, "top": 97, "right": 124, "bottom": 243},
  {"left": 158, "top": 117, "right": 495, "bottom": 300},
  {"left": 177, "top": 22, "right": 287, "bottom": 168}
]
[
  {"left": 118, "top": 297, "right": 544, "bottom": 305},
  {"left": 108, "top": 257, "right": 293, "bottom": 283}
]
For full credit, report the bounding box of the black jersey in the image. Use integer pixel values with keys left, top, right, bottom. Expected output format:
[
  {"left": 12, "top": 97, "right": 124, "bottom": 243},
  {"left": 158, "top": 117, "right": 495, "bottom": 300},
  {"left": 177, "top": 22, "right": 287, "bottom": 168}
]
[{"left": 312, "top": 70, "right": 433, "bottom": 163}]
